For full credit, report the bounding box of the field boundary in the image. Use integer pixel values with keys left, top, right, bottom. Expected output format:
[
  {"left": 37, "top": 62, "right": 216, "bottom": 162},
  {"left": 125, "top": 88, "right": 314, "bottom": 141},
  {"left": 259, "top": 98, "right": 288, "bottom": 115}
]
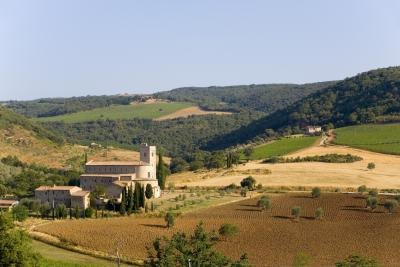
[{"left": 29, "top": 229, "right": 142, "bottom": 266}]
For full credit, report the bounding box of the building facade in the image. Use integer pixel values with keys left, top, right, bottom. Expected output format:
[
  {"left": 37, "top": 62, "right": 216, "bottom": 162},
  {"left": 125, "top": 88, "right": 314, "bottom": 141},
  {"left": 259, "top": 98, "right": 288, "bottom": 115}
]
[
  {"left": 80, "top": 143, "right": 161, "bottom": 202},
  {"left": 35, "top": 185, "right": 90, "bottom": 209},
  {"left": 305, "top": 125, "right": 322, "bottom": 135}
]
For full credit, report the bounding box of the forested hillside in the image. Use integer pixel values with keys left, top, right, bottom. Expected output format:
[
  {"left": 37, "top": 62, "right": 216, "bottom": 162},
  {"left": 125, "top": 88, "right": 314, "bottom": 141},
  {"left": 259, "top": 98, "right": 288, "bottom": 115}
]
[
  {"left": 3, "top": 95, "right": 146, "bottom": 118},
  {"left": 206, "top": 67, "right": 400, "bottom": 150},
  {"left": 154, "top": 82, "right": 335, "bottom": 112},
  {"left": 42, "top": 112, "right": 260, "bottom": 157}
]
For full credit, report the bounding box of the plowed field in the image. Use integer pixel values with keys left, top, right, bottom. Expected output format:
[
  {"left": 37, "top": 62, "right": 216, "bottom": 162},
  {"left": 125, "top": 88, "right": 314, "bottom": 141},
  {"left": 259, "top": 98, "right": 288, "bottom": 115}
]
[{"left": 35, "top": 193, "right": 400, "bottom": 266}]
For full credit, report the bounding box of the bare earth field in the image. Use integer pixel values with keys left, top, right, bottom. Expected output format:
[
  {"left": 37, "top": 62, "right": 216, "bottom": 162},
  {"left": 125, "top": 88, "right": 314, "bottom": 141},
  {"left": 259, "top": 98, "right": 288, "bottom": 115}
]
[
  {"left": 171, "top": 142, "right": 400, "bottom": 189},
  {"left": 34, "top": 193, "right": 400, "bottom": 266},
  {"left": 154, "top": 106, "right": 232, "bottom": 121}
]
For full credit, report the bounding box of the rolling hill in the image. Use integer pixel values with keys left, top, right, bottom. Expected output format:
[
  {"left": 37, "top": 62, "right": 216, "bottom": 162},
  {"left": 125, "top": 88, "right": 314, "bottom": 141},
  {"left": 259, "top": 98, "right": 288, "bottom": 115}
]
[
  {"left": 0, "top": 106, "right": 142, "bottom": 169},
  {"left": 154, "top": 82, "right": 335, "bottom": 112},
  {"left": 334, "top": 123, "right": 400, "bottom": 155},
  {"left": 206, "top": 66, "right": 400, "bottom": 150},
  {"left": 34, "top": 102, "right": 193, "bottom": 123}
]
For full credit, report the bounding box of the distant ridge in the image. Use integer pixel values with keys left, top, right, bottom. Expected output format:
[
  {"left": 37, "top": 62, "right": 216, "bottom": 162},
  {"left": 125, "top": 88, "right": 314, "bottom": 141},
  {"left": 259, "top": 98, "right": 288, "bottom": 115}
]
[{"left": 205, "top": 66, "right": 400, "bottom": 150}]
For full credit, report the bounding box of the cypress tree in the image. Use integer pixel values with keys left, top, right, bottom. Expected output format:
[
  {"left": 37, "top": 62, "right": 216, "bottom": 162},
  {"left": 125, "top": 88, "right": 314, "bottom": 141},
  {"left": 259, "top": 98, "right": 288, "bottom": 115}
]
[
  {"left": 120, "top": 187, "right": 127, "bottom": 215},
  {"left": 127, "top": 184, "right": 134, "bottom": 215},
  {"left": 134, "top": 183, "right": 141, "bottom": 211},
  {"left": 140, "top": 185, "right": 145, "bottom": 208},
  {"left": 157, "top": 153, "right": 167, "bottom": 190},
  {"left": 74, "top": 205, "right": 79, "bottom": 219}
]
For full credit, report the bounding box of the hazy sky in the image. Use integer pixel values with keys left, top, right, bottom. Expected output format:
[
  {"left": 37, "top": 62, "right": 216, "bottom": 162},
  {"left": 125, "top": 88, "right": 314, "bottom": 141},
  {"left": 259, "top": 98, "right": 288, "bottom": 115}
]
[{"left": 1, "top": 1, "right": 399, "bottom": 101}]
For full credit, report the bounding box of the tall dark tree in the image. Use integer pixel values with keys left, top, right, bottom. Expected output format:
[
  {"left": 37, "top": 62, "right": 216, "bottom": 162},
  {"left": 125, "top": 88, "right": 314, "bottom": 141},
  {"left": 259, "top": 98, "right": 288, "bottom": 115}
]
[
  {"left": 120, "top": 187, "right": 127, "bottom": 215},
  {"left": 127, "top": 185, "right": 134, "bottom": 215},
  {"left": 157, "top": 153, "right": 167, "bottom": 190},
  {"left": 134, "top": 183, "right": 141, "bottom": 211},
  {"left": 140, "top": 185, "right": 146, "bottom": 209},
  {"left": 145, "top": 184, "right": 153, "bottom": 199}
]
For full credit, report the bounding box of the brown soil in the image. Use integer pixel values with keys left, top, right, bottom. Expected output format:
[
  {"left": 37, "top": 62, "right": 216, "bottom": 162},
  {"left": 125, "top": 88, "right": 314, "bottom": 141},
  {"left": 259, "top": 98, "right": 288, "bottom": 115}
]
[
  {"left": 34, "top": 193, "right": 400, "bottom": 266},
  {"left": 154, "top": 106, "right": 232, "bottom": 121}
]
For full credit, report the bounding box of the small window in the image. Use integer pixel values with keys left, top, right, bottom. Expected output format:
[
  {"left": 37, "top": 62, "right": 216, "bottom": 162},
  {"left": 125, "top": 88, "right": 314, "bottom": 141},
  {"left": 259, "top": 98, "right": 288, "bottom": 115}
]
[{"left": 148, "top": 172, "right": 150, "bottom": 178}]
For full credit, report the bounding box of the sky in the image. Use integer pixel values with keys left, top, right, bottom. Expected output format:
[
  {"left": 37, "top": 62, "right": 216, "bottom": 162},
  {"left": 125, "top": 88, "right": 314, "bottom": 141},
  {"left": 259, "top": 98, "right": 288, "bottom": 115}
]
[{"left": 0, "top": 1, "right": 400, "bottom": 101}]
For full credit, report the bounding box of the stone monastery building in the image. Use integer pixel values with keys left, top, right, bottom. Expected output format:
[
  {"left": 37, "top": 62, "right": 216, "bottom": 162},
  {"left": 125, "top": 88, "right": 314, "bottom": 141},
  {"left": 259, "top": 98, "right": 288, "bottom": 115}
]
[
  {"left": 80, "top": 143, "right": 161, "bottom": 200},
  {"left": 35, "top": 144, "right": 160, "bottom": 209}
]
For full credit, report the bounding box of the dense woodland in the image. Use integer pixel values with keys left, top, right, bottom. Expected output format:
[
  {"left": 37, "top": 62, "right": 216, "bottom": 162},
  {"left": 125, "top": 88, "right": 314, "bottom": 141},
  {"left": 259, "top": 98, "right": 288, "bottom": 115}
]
[
  {"left": 42, "top": 112, "right": 261, "bottom": 157},
  {"left": 154, "top": 82, "right": 334, "bottom": 112},
  {"left": 2, "top": 95, "right": 147, "bottom": 118},
  {"left": 206, "top": 67, "right": 400, "bottom": 149}
]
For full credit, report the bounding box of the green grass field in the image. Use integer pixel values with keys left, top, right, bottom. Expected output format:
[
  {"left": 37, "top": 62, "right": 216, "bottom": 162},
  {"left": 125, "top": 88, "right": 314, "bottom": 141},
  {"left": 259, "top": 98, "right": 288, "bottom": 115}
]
[
  {"left": 244, "top": 136, "right": 319, "bottom": 160},
  {"left": 34, "top": 102, "right": 193, "bottom": 123},
  {"left": 32, "top": 240, "right": 131, "bottom": 267},
  {"left": 334, "top": 124, "right": 400, "bottom": 155}
]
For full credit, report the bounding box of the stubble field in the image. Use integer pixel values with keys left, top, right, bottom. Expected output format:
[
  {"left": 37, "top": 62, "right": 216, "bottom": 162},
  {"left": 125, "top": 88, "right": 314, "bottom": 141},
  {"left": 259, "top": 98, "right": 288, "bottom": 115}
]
[{"left": 34, "top": 193, "right": 400, "bottom": 266}]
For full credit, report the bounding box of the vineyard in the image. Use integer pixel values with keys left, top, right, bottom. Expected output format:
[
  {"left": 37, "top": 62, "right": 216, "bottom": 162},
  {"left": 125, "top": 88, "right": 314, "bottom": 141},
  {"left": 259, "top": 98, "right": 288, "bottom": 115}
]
[
  {"left": 34, "top": 193, "right": 400, "bottom": 266},
  {"left": 244, "top": 136, "right": 319, "bottom": 160},
  {"left": 334, "top": 124, "right": 400, "bottom": 155}
]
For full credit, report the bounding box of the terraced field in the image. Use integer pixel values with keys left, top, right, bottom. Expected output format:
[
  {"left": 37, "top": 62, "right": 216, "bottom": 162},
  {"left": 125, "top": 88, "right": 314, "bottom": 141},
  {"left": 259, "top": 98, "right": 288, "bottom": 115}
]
[
  {"left": 34, "top": 102, "right": 193, "bottom": 123},
  {"left": 244, "top": 136, "right": 319, "bottom": 160},
  {"left": 34, "top": 193, "right": 400, "bottom": 266},
  {"left": 334, "top": 124, "right": 400, "bottom": 155}
]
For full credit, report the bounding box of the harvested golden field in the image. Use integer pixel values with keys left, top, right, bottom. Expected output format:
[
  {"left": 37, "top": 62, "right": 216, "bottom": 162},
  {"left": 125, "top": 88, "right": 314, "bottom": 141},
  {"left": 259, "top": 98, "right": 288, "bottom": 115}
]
[
  {"left": 154, "top": 106, "right": 232, "bottom": 121},
  {"left": 34, "top": 193, "right": 400, "bottom": 266},
  {"left": 170, "top": 143, "right": 400, "bottom": 189}
]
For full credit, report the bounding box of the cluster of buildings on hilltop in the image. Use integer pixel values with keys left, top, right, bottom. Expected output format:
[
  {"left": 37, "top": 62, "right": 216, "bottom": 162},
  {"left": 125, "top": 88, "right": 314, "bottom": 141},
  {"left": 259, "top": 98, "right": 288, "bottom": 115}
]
[{"left": 34, "top": 143, "right": 161, "bottom": 210}]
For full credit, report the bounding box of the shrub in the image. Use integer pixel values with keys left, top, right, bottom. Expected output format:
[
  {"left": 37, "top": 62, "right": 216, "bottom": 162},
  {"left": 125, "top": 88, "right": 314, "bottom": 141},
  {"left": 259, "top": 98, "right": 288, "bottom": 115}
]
[
  {"left": 384, "top": 199, "right": 398, "bottom": 213},
  {"left": 55, "top": 204, "right": 67, "bottom": 219},
  {"left": 84, "top": 207, "right": 94, "bottom": 218},
  {"left": 293, "top": 252, "right": 311, "bottom": 267},
  {"left": 315, "top": 207, "right": 324, "bottom": 220},
  {"left": 218, "top": 223, "right": 238, "bottom": 240},
  {"left": 357, "top": 185, "right": 367, "bottom": 194},
  {"left": 165, "top": 211, "right": 175, "bottom": 228},
  {"left": 335, "top": 254, "right": 378, "bottom": 267},
  {"left": 367, "top": 162, "right": 376, "bottom": 170},
  {"left": 240, "top": 188, "right": 248, "bottom": 197},
  {"left": 368, "top": 189, "right": 378, "bottom": 197},
  {"left": 225, "top": 183, "right": 237, "bottom": 190},
  {"left": 12, "top": 205, "right": 29, "bottom": 222},
  {"left": 366, "top": 196, "right": 378, "bottom": 211},
  {"left": 39, "top": 203, "right": 51, "bottom": 218},
  {"left": 240, "top": 176, "right": 256, "bottom": 190},
  {"left": 291, "top": 206, "right": 301, "bottom": 219},
  {"left": 256, "top": 183, "right": 263, "bottom": 190},
  {"left": 145, "top": 184, "right": 153, "bottom": 199},
  {"left": 257, "top": 196, "right": 272, "bottom": 212},
  {"left": 311, "top": 187, "right": 321, "bottom": 198},
  {"left": 168, "top": 182, "right": 175, "bottom": 191}
]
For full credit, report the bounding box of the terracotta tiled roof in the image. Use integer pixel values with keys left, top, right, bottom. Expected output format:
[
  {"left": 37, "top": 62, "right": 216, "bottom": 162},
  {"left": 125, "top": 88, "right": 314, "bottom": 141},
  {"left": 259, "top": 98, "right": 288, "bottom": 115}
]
[
  {"left": 71, "top": 191, "right": 90, "bottom": 197},
  {"left": 85, "top": 160, "right": 149, "bottom": 166},
  {"left": 0, "top": 199, "right": 19, "bottom": 206},
  {"left": 35, "top": 186, "right": 81, "bottom": 191}
]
